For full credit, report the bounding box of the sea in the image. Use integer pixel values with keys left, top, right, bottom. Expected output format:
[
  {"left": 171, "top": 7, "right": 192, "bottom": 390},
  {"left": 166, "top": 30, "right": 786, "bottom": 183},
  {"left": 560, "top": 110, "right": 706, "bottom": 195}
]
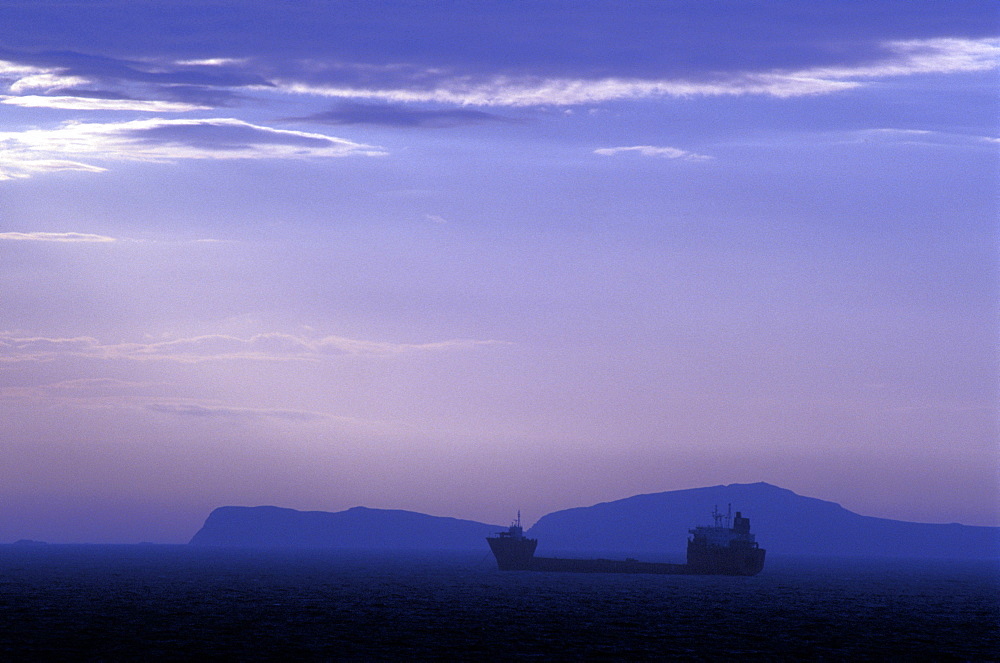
[{"left": 0, "top": 545, "right": 996, "bottom": 661}]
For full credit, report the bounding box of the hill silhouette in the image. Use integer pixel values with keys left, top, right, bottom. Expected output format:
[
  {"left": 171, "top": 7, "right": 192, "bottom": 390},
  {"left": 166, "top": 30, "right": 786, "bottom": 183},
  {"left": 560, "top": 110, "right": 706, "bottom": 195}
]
[
  {"left": 189, "top": 483, "right": 999, "bottom": 558},
  {"left": 189, "top": 505, "right": 501, "bottom": 549},
  {"left": 527, "top": 482, "right": 999, "bottom": 559}
]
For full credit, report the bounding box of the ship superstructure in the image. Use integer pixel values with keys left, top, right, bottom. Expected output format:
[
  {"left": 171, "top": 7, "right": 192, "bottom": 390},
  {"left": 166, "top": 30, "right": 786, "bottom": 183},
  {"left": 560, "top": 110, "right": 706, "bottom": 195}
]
[
  {"left": 686, "top": 505, "right": 766, "bottom": 575},
  {"left": 487, "top": 506, "right": 765, "bottom": 576}
]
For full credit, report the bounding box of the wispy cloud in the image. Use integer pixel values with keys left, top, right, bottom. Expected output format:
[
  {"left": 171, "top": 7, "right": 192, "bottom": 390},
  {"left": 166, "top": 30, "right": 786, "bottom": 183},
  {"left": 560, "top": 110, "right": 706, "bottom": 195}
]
[
  {"left": 0, "top": 49, "right": 270, "bottom": 109},
  {"left": 0, "top": 118, "right": 384, "bottom": 179},
  {"left": 2, "top": 36, "right": 992, "bottom": 120},
  {"left": 8, "top": 71, "right": 89, "bottom": 93},
  {"left": 1, "top": 95, "right": 210, "bottom": 112},
  {"left": 817, "top": 127, "right": 1000, "bottom": 149},
  {"left": 0, "top": 59, "right": 45, "bottom": 77},
  {"left": 42, "top": 377, "right": 161, "bottom": 394},
  {"left": 274, "top": 37, "right": 999, "bottom": 106},
  {"left": 869, "top": 128, "right": 999, "bottom": 143},
  {"left": 0, "top": 378, "right": 378, "bottom": 429},
  {"left": 796, "top": 38, "right": 1000, "bottom": 81},
  {"left": 173, "top": 58, "right": 249, "bottom": 67},
  {"left": 0, "top": 332, "right": 511, "bottom": 364},
  {"left": 0, "top": 231, "right": 116, "bottom": 242},
  {"left": 594, "top": 145, "right": 711, "bottom": 160},
  {"left": 141, "top": 401, "right": 405, "bottom": 434},
  {"left": 0, "top": 160, "right": 108, "bottom": 180},
  {"left": 0, "top": 377, "right": 164, "bottom": 402},
  {"left": 146, "top": 402, "right": 329, "bottom": 422},
  {"left": 275, "top": 74, "right": 857, "bottom": 107}
]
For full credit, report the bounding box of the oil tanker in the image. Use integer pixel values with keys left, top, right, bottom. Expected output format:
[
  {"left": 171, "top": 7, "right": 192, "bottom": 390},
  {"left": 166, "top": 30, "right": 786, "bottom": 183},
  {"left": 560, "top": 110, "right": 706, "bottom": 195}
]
[{"left": 487, "top": 507, "right": 765, "bottom": 576}]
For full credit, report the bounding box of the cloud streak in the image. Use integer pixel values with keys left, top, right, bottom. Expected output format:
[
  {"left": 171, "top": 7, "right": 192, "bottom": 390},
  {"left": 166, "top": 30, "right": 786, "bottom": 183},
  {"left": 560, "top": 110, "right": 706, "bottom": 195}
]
[
  {"left": 0, "top": 332, "right": 511, "bottom": 364},
  {"left": 145, "top": 402, "right": 329, "bottom": 422},
  {"left": 0, "top": 378, "right": 405, "bottom": 434},
  {"left": 0, "top": 36, "right": 993, "bottom": 120},
  {"left": 274, "top": 73, "right": 859, "bottom": 107},
  {"left": 853, "top": 127, "right": 1000, "bottom": 148},
  {"left": 0, "top": 118, "right": 384, "bottom": 179},
  {"left": 0, "top": 48, "right": 270, "bottom": 108},
  {"left": 594, "top": 145, "right": 711, "bottom": 160},
  {"left": 0, "top": 160, "right": 108, "bottom": 180},
  {"left": 1, "top": 95, "right": 210, "bottom": 112},
  {"left": 0, "top": 232, "right": 117, "bottom": 242},
  {"left": 0, "top": 379, "right": 375, "bottom": 430},
  {"left": 274, "top": 38, "right": 1000, "bottom": 107}
]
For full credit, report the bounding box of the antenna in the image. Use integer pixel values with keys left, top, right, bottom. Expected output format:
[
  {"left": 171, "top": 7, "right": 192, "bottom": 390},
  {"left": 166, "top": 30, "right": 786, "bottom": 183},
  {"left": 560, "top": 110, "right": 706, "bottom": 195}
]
[
  {"left": 517, "top": 510, "right": 521, "bottom": 528},
  {"left": 727, "top": 503, "right": 732, "bottom": 528}
]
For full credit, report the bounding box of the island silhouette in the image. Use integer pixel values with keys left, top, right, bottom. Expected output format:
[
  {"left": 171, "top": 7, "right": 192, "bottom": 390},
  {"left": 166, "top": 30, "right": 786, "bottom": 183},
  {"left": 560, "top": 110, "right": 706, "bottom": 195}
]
[{"left": 189, "top": 482, "right": 999, "bottom": 559}]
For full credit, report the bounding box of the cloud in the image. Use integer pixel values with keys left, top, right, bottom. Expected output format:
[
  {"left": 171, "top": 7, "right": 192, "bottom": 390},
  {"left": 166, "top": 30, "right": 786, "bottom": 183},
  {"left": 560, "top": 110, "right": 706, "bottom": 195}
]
[
  {"left": 0, "top": 231, "right": 116, "bottom": 242},
  {"left": 146, "top": 403, "right": 328, "bottom": 422},
  {"left": 173, "top": 58, "right": 249, "bottom": 67},
  {"left": 0, "top": 118, "right": 384, "bottom": 179},
  {"left": 594, "top": 145, "right": 711, "bottom": 160},
  {"left": 287, "top": 101, "right": 515, "bottom": 127},
  {"left": 142, "top": 401, "right": 404, "bottom": 433},
  {"left": 816, "top": 127, "right": 1000, "bottom": 150},
  {"left": 0, "top": 377, "right": 399, "bottom": 433},
  {"left": 273, "top": 75, "right": 854, "bottom": 107},
  {"left": 0, "top": 332, "right": 511, "bottom": 364},
  {"left": 0, "top": 378, "right": 164, "bottom": 402},
  {"left": 0, "top": 377, "right": 399, "bottom": 434},
  {"left": 0, "top": 59, "right": 44, "bottom": 77},
  {"left": 0, "top": 379, "right": 361, "bottom": 427},
  {"left": 2, "top": 33, "right": 993, "bottom": 120},
  {"left": 273, "top": 37, "right": 999, "bottom": 106},
  {"left": 0, "top": 48, "right": 271, "bottom": 110},
  {"left": 44, "top": 378, "right": 159, "bottom": 394},
  {"left": 8, "top": 72, "right": 90, "bottom": 93},
  {"left": 0, "top": 160, "right": 108, "bottom": 180},
  {"left": 1, "top": 95, "right": 210, "bottom": 112},
  {"left": 867, "top": 128, "right": 999, "bottom": 143},
  {"left": 120, "top": 120, "right": 335, "bottom": 150},
  {"left": 796, "top": 38, "right": 1000, "bottom": 80}
]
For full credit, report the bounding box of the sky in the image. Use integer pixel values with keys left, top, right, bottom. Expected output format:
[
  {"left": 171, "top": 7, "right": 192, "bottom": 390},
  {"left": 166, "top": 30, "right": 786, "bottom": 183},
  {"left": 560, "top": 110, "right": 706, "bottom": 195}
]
[{"left": 0, "top": 1, "right": 997, "bottom": 543}]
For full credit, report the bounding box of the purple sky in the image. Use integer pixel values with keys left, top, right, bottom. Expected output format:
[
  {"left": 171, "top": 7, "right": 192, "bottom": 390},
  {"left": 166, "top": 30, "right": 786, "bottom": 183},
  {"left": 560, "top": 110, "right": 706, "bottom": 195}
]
[{"left": 1, "top": 1, "right": 997, "bottom": 542}]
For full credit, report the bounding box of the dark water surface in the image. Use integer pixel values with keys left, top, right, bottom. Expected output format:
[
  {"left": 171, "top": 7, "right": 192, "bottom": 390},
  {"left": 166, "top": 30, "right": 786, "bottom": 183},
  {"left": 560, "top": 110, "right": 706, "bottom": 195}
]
[{"left": 1, "top": 545, "right": 996, "bottom": 660}]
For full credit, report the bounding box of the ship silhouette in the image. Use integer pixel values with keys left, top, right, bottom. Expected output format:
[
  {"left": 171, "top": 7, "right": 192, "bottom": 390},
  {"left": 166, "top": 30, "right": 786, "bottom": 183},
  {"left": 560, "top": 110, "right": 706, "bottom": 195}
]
[{"left": 487, "top": 506, "right": 766, "bottom": 576}]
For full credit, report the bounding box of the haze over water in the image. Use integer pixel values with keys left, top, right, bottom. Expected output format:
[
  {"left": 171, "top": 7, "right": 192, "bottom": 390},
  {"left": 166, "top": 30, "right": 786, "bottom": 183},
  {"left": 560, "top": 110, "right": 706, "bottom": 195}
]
[{"left": 0, "top": 1, "right": 997, "bottom": 544}]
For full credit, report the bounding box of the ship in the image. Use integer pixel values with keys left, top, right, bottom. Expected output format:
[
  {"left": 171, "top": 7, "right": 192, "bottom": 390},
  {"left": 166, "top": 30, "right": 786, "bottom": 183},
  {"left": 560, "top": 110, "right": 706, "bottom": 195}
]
[{"left": 487, "top": 506, "right": 765, "bottom": 576}]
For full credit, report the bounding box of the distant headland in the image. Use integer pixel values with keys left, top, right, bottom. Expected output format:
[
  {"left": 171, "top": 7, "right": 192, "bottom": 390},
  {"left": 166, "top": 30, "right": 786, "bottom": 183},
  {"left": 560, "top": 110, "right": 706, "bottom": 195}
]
[
  {"left": 189, "top": 505, "right": 499, "bottom": 549},
  {"left": 189, "top": 482, "right": 1000, "bottom": 559}
]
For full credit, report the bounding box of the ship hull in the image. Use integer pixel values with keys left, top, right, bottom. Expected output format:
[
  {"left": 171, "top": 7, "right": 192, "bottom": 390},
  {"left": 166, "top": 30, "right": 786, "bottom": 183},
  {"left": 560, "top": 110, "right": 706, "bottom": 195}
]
[
  {"left": 487, "top": 539, "right": 765, "bottom": 576},
  {"left": 686, "top": 541, "right": 766, "bottom": 576},
  {"left": 524, "top": 556, "right": 692, "bottom": 574},
  {"left": 487, "top": 535, "right": 538, "bottom": 570},
  {"left": 498, "top": 555, "right": 762, "bottom": 576}
]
